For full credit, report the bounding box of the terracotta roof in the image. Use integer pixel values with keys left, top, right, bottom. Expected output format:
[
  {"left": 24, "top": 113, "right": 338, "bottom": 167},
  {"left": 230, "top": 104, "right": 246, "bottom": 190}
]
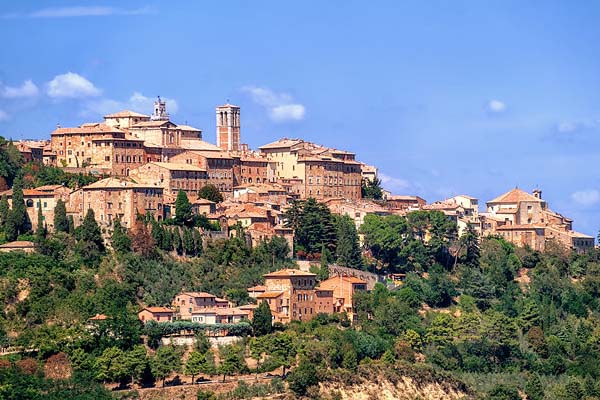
[
  {"left": 177, "top": 124, "right": 202, "bottom": 132},
  {"left": 216, "top": 308, "right": 250, "bottom": 317},
  {"left": 193, "top": 198, "right": 215, "bottom": 205},
  {"left": 149, "top": 162, "right": 206, "bottom": 172},
  {"left": 131, "top": 120, "right": 174, "bottom": 128},
  {"left": 142, "top": 307, "right": 173, "bottom": 314},
  {"left": 83, "top": 177, "right": 162, "bottom": 190},
  {"left": 488, "top": 188, "right": 542, "bottom": 204},
  {"left": 0, "top": 240, "right": 35, "bottom": 249},
  {"left": 188, "top": 150, "right": 233, "bottom": 159},
  {"left": 35, "top": 185, "right": 64, "bottom": 191},
  {"left": 259, "top": 138, "right": 303, "bottom": 150},
  {"left": 104, "top": 110, "right": 149, "bottom": 118},
  {"left": 264, "top": 269, "right": 316, "bottom": 278},
  {"left": 51, "top": 124, "right": 124, "bottom": 135},
  {"left": 217, "top": 103, "right": 240, "bottom": 108},
  {"left": 180, "top": 141, "right": 223, "bottom": 152},
  {"left": 495, "top": 208, "right": 518, "bottom": 214},
  {"left": 0, "top": 189, "right": 52, "bottom": 197},
  {"left": 182, "top": 292, "right": 217, "bottom": 298},
  {"left": 257, "top": 291, "right": 284, "bottom": 299}
]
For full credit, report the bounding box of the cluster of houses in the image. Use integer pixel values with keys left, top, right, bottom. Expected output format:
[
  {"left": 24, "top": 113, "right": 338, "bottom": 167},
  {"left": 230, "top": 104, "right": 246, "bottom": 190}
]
[
  {"left": 136, "top": 268, "right": 369, "bottom": 327},
  {"left": 4, "top": 98, "right": 595, "bottom": 256}
]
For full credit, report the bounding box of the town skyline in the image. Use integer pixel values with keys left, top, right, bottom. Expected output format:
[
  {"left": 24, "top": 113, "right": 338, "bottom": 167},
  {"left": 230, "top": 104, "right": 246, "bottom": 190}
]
[{"left": 1, "top": 1, "right": 599, "bottom": 235}]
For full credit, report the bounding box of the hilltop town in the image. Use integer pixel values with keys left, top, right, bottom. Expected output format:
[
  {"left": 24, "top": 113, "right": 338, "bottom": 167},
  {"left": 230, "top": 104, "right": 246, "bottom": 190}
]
[
  {"left": 1, "top": 98, "right": 600, "bottom": 400},
  {"left": 5, "top": 97, "right": 594, "bottom": 257}
]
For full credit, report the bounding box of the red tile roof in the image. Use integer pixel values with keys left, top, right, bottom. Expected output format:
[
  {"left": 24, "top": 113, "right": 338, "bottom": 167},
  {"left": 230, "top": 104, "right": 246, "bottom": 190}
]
[{"left": 488, "top": 188, "right": 542, "bottom": 204}]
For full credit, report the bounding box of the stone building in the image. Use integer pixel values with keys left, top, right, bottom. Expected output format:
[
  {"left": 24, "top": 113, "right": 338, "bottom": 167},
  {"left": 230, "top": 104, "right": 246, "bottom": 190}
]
[
  {"left": 172, "top": 292, "right": 229, "bottom": 320},
  {"left": 259, "top": 138, "right": 362, "bottom": 200},
  {"left": 170, "top": 150, "right": 235, "bottom": 194},
  {"left": 255, "top": 269, "right": 334, "bottom": 323},
  {"left": 323, "top": 198, "right": 391, "bottom": 230},
  {"left": 129, "top": 162, "right": 208, "bottom": 197},
  {"left": 385, "top": 195, "right": 426, "bottom": 212},
  {"left": 0, "top": 185, "right": 70, "bottom": 232},
  {"left": 318, "top": 275, "right": 367, "bottom": 322},
  {"left": 423, "top": 195, "right": 481, "bottom": 236},
  {"left": 51, "top": 123, "right": 145, "bottom": 174},
  {"left": 482, "top": 188, "right": 594, "bottom": 253},
  {"left": 69, "top": 177, "right": 164, "bottom": 228}
]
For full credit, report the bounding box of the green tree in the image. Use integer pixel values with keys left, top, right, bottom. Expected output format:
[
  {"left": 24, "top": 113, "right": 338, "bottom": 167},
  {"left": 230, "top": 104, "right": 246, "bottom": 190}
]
[
  {"left": 127, "top": 345, "right": 148, "bottom": 386},
  {"left": 175, "top": 190, "right": 193, "bottom": 226},
  {"left": 0, "top": 194, "right": 8, "bottom": 229},
  {"left": 287, "top": 358, "right": 319, "bottom": 396},
  {"left": 183, "top": 227, "right": 196, "bottom": 256},
  {"left": 10, "top": 174, "right": 28, "bottom": 236},
  {"left": 487, "top": 384, "right": 520, "bottom": 400},
  {"left": 218, "top": 344, "right": 246, "bottom": 382},
  {"left": 34, "top": 203, "right": 46, "bottom": 243},
  {"left": 4, "top": 210, "right": 18, "bottom": 241},
  {"left": 335, "top": 215, "right": 362, "bottom": 268},
  {"left": 525, "top": 373, "right": 545, "bottom": 400},
  {"left": 185, "top": 351, "right": 205, "bottom": 384},
  {"left": 53, "top": 199, "right": 68, "bottom": 233},
  {"left": 75, "top": 208, "right": 105, "bottom": 265},
  {"left": 249, "top": 336, "right": 268, "bottom": 379},
  {"left": 252, "top": 301, "right": 273, "bottom": 336},
  {"left": 361, "top": 177, "right": 383, "bottom": 200},
  {"left": 95, "top": 347, "right": 129, "bottom": 384},
  {"left": 268, "top": 333, "right": 296, "bottom": 377},
  {"left": 192, "top": 228, "right": 204, "bottom": 255},
  {"left": 151, "top": 345, "right": 182, "bottom": 387},
  {"left": 198, "top": 184, "right": 224, "bottom": 203},
  {"left": 284, "top": 198, "right": 337, "bottom": 256},
  {"left": 111, "top": 218, "right": 131, "bottom": 253}
]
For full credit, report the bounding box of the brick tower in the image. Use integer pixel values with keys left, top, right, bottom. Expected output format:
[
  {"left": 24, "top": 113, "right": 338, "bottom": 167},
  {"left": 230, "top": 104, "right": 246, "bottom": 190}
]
[{"left": 216, "top": 103, "right": 240, "bottom": 151}]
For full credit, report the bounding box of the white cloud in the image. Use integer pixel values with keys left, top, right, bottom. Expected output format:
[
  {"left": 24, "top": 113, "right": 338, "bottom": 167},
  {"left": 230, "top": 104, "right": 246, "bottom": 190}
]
[
  {"left": 47, "top": 72, "right": 101, "bottom": 98},
  {"left": 487, "top": 99, "right": 507, "bottom": 113},
  {"left": 0, "top": 110, "right": 9, "bottom": 121},
  {"left": 81, "top": 92, "right": 178, "bottom": 117},
  {"left": 557, "top": 120, "right": 598, "bottom": 134},
  {"left": 1, "top": 80, "right": 39, "bottom": 98},
  {"left": 2, "top": 6, "right": 156, "bottom": 19},
  {"left": 571, "top": 190, "right": 600, "bottom": 207},
  {"left": 379, "top": 173, "right": 411, "bottom": 192},
  {"left": 242, "top": 86, "right": 305, "bottom": 122}
]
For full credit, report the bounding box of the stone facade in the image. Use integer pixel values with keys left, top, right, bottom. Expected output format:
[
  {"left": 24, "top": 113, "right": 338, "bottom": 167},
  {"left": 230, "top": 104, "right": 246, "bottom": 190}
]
[
  {"left": 129, "top": 162, "right": 208, "bottom": 197},
  {"left": 259, "top": 138, "right": 362, "bottom": 200},
  {"left": 170, "top": 150, "right": 235, "bottom": 194},
  {"left": 69, "top": 177, "right": 163, "bottom": 228},
  {"left": 256, "top": 269, "right": 334, "bottom": 323},
  {"left": 482, "top": 188, "right": 594, "bottom": 253}
]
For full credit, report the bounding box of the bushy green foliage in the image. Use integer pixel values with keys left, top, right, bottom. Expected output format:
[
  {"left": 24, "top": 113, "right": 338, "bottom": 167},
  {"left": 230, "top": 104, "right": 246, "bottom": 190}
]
[
  {"left": 252, "top": 301, "right": 272, "bottom": 336},
  {"left": 198, "top": 184, "right": 224, "bottom": 203}
]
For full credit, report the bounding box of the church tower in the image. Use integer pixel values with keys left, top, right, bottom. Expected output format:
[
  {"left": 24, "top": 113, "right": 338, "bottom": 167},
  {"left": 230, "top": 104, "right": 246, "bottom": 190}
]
[
  {"left": 216, "top": 103, "right": 240, "bottom": 151},
  {"left": 151, "top": 96, "right": 169, "bottom": 121}
]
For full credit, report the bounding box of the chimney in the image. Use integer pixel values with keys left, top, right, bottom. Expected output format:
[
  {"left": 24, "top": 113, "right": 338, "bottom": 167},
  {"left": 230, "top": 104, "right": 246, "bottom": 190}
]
[{"left": 533, "top": 189, "right": 542, "bottom": 199}]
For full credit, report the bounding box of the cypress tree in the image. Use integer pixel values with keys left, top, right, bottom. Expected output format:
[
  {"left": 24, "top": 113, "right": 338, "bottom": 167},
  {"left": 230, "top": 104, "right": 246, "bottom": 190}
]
[
  {"left": 35, "top": 203, "right": 46, "bottom": 241},
  {"left": 53, "top": 199, "right": 68, "bottom": 233},
  {"left": 4, "top": 210, "right": 17, "bottom": 241},
  {"left": 252, "top": 301, "right": 273, "bottom": 336},
  {"left": 111, "top": 218, "right": 131, "bottom": 253},
  {"left": 192, "top": 228, "right": 203, "bottom": 256},
  {"left": 67, "top": 215, "right": 75, "bottom": 234},
  {"left": 10, "top": 175, "right": 27, "bottom": 235},
  {"left": 182, "top": 227, "right": 195, "bottom": 256},
  {"left": 335, "top": 215, "right": 362, "bottom": 268},
  {"left": 173, "top": 228, "right": 183, "bottom": 255},
  {"left": 174, "top": 190, "right": 192, "bottom": 226},
  {"left": 75, "top": 208, "right": 105, "bottom": 265},
  {"left": 0, "top": 195, "right": 8, "bottom": 229}
]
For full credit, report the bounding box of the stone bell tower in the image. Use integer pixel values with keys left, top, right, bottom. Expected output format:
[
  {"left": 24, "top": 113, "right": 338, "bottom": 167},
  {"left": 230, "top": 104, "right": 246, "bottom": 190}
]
[
  {"left": 151, "top": 96, "right": 169, "bottom": 121},
  {"left": 216, "top": 103, "right": 240, "bottom": 151}
]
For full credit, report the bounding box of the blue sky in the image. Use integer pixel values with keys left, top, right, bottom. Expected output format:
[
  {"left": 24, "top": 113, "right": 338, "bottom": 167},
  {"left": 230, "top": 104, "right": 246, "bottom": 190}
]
[{"left": 1, "top": 1, "right": 599, "bottom": 236}]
